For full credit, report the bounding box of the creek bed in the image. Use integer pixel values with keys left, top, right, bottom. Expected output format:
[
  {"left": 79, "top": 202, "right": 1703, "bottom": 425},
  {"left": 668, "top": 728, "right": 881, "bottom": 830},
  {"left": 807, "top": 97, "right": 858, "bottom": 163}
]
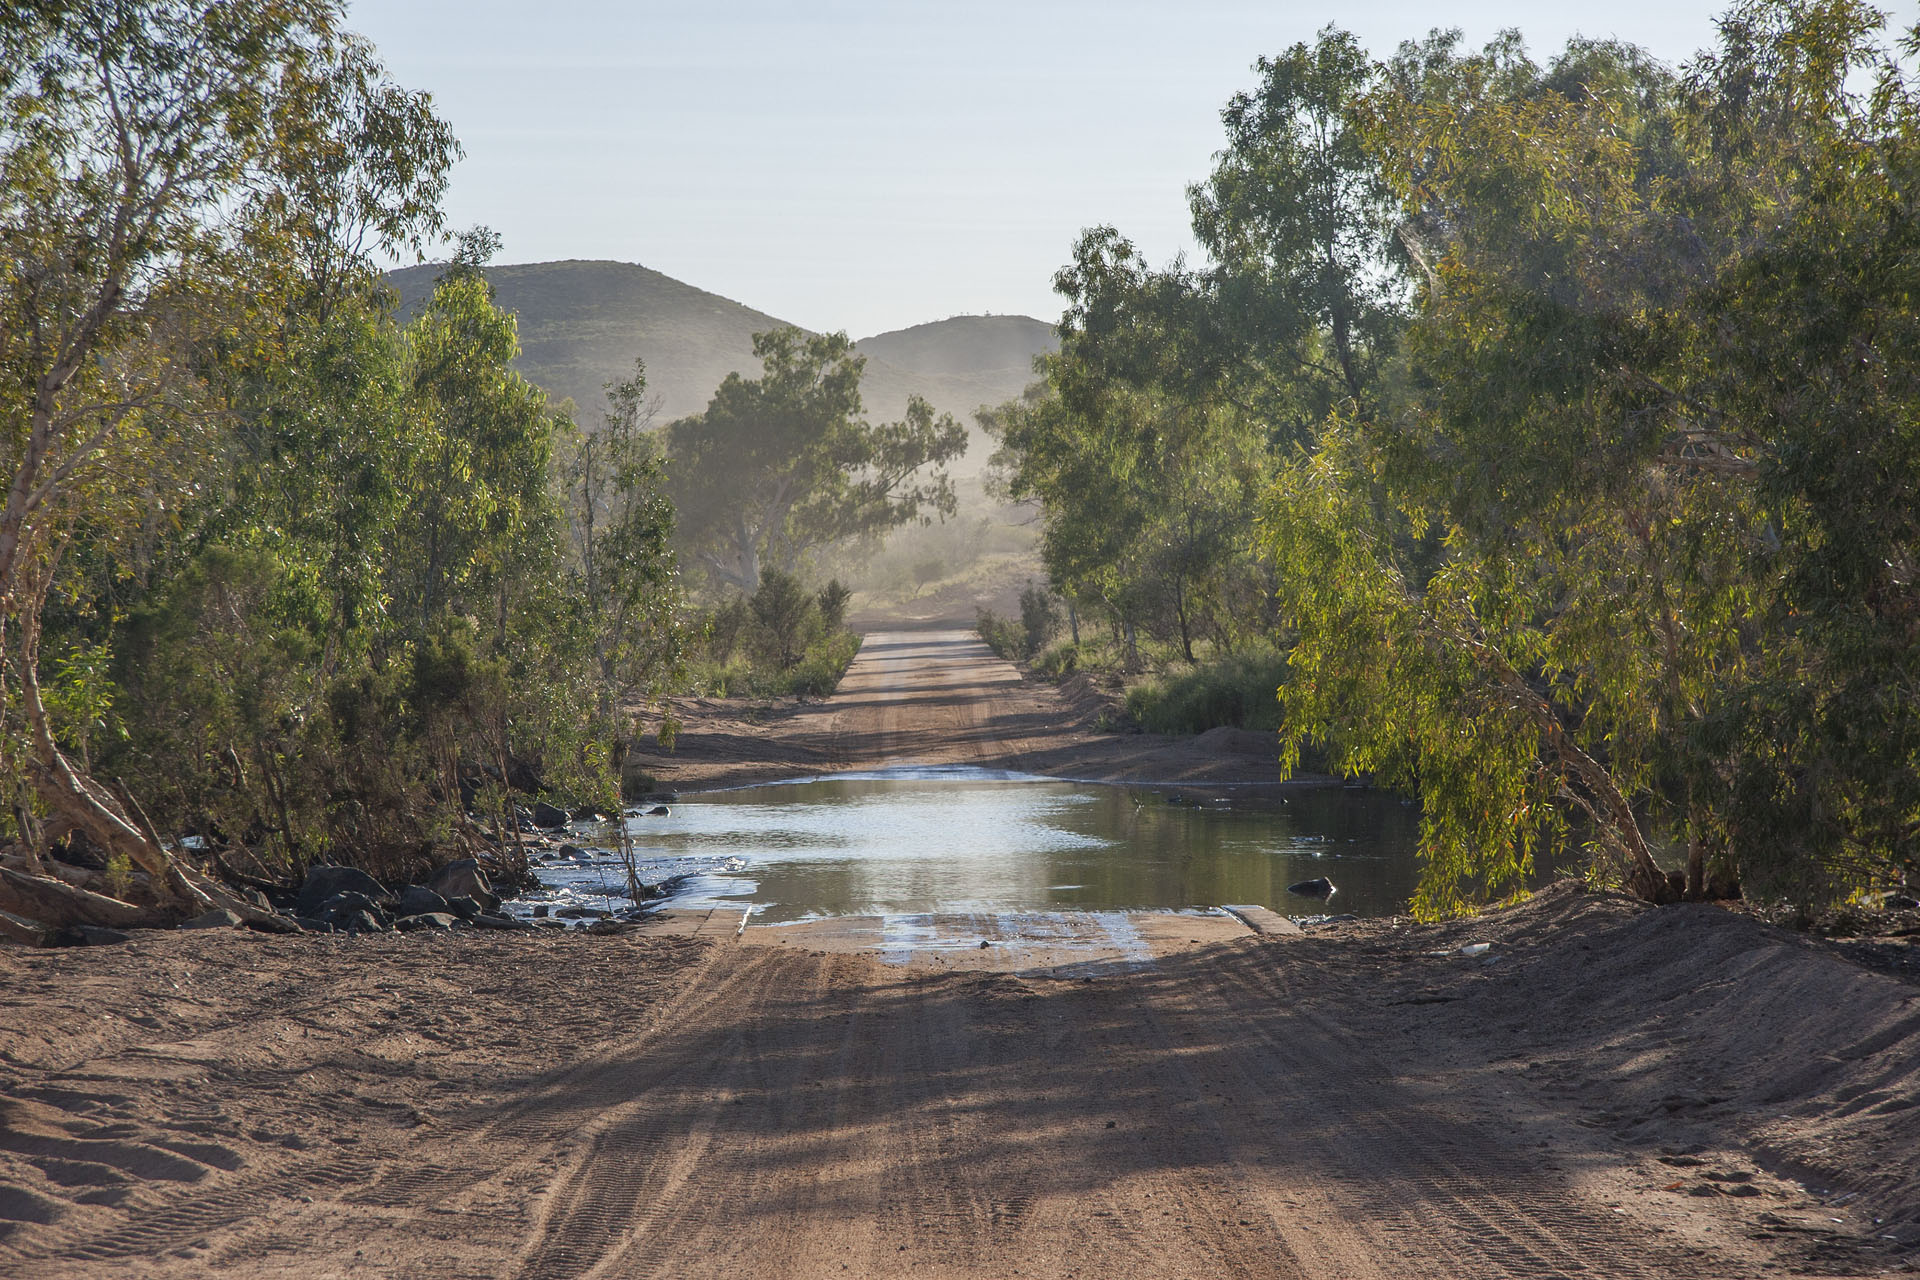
[{"left": 509, "top": 766, "right": 1431, "bottom": 926}]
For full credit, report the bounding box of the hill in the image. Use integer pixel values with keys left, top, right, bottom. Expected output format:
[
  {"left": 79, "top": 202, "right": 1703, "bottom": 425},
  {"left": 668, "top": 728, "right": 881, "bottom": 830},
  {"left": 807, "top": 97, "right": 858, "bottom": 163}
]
[{"left": 386, "top": 260, "right": 1054, "bottom": 470}]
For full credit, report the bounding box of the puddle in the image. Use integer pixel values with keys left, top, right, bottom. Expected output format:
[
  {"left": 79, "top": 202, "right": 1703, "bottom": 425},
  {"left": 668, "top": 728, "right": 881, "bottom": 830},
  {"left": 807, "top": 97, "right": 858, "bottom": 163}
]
[{"left": 513, "top": 766, "right": 1437, "bottom": 925}]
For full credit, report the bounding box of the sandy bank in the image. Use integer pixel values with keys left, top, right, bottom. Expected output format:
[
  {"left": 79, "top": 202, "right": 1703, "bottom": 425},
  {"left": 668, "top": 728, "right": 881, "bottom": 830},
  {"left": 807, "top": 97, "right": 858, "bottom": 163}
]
[{"left": 0, "top": 886, "right": 1915, "bottom": 1277}]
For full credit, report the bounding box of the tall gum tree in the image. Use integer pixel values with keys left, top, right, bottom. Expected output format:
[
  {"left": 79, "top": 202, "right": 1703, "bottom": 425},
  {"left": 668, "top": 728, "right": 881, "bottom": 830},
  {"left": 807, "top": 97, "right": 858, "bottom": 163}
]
[
  {"left": 665, "top": 327, "right": 966, "bottom": 594},
  {"left": 0, "top": 0, "right": 454, "bottom": 924}
]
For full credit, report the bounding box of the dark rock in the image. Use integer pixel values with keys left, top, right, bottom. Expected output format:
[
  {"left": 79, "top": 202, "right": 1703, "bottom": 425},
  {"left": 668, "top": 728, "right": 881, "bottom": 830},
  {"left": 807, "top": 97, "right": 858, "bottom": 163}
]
[
  {"left": 341, "top": 909, "right": 386, "bottom": 934},
  {"left": 395, "top": 885, "right": 449, "bottom": 917},
  {"left": 556, "top": 906, "right": 610, "bottom": 920},
  {"left": 75, "top": 924, "right": 132, "bottom": 946},
  {"left": 427, "top": 859, "right": 495, "bottom": 909},
  {"left": 316, "top": 890, "right": 381, "bottom": 921},
  {"left": 181, "top": 908, "right": 243, "bottom": 930},
  {"left": 530, "top": 802, "right": 570, "bottom": 829},
  {"left": 584, "top": 919, "right": 637, "bottom": 936},
  {"left": 242, "top": 911, "right": 301, "bottom": 936},
  {"left": 0, "top": 909, "right": 55, "bottom": 947},
  {"left": 297, "top": 865, "right": 389, "bottom": 915},
  {"left": 571, "top": 807, "right": 605, "bottom": 822},
  {"left": 441, "top": 895, "right": 481, "bottom": 921},
  {"left": 531, "top": 904, "right": 550, "bottom": 918},
  {"left": 558, "top": 844, "right": 587, "bottom": 858},
  {"left": 1286, "top": 877, "right": 1336, "bottom": 899},
  {"left": 469, "top": 911, "right": 530, "bottom": 931},
  {"left": 641, "top": 804, "right": 670, "bottom": 817},
  {"left": 292, "top": 915, "right": 335, "bottom": 933},
  {"left": 1891, "top": 893, "right": 1920, "bottom": 910},
  {"left": 394, "top": 912, "right": 456, "bottom": 932}
]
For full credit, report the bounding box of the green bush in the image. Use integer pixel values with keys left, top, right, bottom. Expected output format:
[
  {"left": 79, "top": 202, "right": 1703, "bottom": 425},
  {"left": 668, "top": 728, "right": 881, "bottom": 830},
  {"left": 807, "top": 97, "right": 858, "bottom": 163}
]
[
  {"left": 1019, "top": 581, "right": 1060, "bottom": 655},
  {"left": 1033, "top": 641, "right": 1081, "bottom": 678},
  {"left": 975, "top": 607, "right": 1026, "bottom": 662},
  {"left": 1126, "top": 649, "right": 1290, "bottom": 735},
  {"left": 689, "top": 573, "right": 862, "bottom": 698}
]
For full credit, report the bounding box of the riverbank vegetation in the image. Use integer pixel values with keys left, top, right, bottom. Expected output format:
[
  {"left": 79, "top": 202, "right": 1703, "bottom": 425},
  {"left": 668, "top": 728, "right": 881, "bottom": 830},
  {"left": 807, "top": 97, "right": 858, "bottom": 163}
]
[
  {"left": 688, "top": 570, "right": 861, "bottom": 699},
  {"left": 988, "top": 0, "right": 1920, "bottom": 915},
  {"left": 0, "top": 2, "right": 700, "bottom": 928}
]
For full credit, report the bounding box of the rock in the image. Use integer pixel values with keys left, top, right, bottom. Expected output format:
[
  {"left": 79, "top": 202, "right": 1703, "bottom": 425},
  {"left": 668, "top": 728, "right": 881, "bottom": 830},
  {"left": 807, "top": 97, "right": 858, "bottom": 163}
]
[
  {"left": 530, "top": 801, "right": 570, "bottom": 829},
  {"left": 559, "top": 844, "right": 587, "bottom": 858},
  {"left": 584, "top": 919, "right": 637, "bottom": 936},
  {"left": 556, "top": 906, "right": 610, "bottom": 920},
  {"left": 441, "top": 895, "right": 481, "bottom": 921},
  {"left": 427, "top": 859, "right": 496, "bottom": 909},
  {"left": 341, "top": 909, "right": 386, "bottom": 934},
  {"left": 531, "top": 904, "right": 550, "bottom": 918},
  {"left": 75, "top": 924, "right": 133, "bottom": 946},
  {"left": 395, "top": 885, "right": 449, "bottom": 917},
  {"left": 316, "top": 890, "right": 382, "bottom": 921},
  {"left": 571, "top": 807, "right": 605, "bottom": 822},
  {"left": 1890, "top": 893, "right": 1920, "bottom": 910},
  {"left": 296, "top": 865, "right": 389, "bottom": 915},
  {"left": 1286, "top": 877, "right": 1336, "bottom": 899},
  {"left": 292, "top": 915, "right": 335, "bottom": 933},
  {"left": 0, "top": 909, "right": 55, "bottom": 947},
  {"left": 394, "top": 912, "right": 456, "bottom": 931},
  {"left": 181, "top": 908, "right": 243, "bottom": 930},
  {"left": 469, "top": 911, "right": 530, "bottom": 931},
  {"left": 641, "top": 804, "right": 669, "bottom": 817}
]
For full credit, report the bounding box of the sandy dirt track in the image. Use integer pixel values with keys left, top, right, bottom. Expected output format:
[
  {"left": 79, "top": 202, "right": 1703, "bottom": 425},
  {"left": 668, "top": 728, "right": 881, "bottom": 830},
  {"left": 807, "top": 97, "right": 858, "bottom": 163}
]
[
  {"left": 630, "top": 629, "right": 1297, "bottom": 792},
  {"left": 3, "top": 891, "right": 1917, "bottom": 1278},
  {"left": 3, "top": 628, "right": 1918, "bottom": 1277}
]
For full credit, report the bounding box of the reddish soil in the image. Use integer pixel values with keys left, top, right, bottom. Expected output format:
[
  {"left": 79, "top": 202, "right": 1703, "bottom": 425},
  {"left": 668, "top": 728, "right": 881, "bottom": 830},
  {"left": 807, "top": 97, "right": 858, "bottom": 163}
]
[
  {"left": 2, "top": 628, "right": 1917, "bottom": 1277},
  {"left": 629, "top": 628, "right": 1303, "bottom": 793}
]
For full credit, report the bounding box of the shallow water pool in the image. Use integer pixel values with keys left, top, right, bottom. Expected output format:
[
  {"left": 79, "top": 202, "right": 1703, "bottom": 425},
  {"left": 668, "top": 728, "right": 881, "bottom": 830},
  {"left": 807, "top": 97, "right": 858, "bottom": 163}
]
[{"left": 519, "top": 766, "right": 1428, "bottom": 924}]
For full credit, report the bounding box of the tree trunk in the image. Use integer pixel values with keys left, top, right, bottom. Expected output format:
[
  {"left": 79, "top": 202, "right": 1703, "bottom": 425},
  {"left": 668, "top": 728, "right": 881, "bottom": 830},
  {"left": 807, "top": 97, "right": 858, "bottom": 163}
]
[{"left": 0, "top": 865, "right": 148, "bottom": 929}]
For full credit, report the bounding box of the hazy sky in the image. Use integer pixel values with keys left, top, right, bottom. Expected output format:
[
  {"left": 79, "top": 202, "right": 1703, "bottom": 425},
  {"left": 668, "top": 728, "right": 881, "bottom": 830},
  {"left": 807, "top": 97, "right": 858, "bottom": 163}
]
[{"left": 347, "top": 0, "right": 1743, "bottom": 338}]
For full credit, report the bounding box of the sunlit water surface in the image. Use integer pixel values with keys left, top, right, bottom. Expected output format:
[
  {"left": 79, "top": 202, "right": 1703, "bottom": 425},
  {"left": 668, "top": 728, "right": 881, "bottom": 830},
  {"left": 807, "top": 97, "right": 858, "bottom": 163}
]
[{"left": 512, "top": 766, "right": 1430, "bottom": 925}]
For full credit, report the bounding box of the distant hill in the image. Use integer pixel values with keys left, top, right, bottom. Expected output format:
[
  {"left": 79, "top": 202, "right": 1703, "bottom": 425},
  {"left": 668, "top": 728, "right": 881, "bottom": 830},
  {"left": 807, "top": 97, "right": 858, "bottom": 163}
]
[
  {"left": 386, "top": 260, "right": 1055, "bottom": 471},
  {"left": 852, "top": 315, "right": 1055, "bottom": 426}
]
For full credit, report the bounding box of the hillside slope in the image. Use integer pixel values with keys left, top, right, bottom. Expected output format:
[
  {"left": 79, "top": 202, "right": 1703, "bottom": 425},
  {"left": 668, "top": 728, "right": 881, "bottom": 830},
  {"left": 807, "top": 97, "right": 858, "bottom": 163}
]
[{"left": 387, "top": 261, "right": 1053, "bottom": 469}]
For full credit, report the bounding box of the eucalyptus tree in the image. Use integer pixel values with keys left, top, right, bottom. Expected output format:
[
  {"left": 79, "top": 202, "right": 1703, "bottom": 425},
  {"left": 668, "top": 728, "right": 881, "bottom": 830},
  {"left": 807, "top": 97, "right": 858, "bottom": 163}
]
[
  {"left": 0, "top": 0, "right": 454, "bottom": 919},
  {"left": 558, "top": 360, "right": 689, "bottom": 748},
  {"left": 665, "top": 327, "right": 966, "bottom": 594},
  {"left": 1265, "top": 1, "right": 1920, "bottom": 912},
  {"left": 1191, "top": 25, "right": 1406, "bottom": 411}
]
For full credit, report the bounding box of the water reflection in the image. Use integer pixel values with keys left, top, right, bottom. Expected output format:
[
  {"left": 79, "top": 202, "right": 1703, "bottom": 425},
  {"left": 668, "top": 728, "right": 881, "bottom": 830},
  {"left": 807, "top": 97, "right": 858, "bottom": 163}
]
[{"left": 609, "top": 771, "right": 1426, "bottom": 924}]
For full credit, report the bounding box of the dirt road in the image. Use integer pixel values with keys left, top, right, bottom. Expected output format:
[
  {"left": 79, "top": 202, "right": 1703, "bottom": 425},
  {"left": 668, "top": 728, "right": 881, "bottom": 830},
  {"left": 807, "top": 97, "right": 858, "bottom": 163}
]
[
  {"left": 631, "top": 629, "right": 1296, "bottom": 791},
  {"left": 3, "top": 627, "right": 1917, "bottom": 1277},
  {"left": 4, "top": 890, "right": 1915, "bottom": 1279}
]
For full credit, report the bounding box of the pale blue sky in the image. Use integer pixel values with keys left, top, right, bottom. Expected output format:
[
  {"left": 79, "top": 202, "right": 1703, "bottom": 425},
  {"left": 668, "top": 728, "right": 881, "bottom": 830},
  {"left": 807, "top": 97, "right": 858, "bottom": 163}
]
[{"left": 346, "top": 0, "right": 1744, "bottom": 337}]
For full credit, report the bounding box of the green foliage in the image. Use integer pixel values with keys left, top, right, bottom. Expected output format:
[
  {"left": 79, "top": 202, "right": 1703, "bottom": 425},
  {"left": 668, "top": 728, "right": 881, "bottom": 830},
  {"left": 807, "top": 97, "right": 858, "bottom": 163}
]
[
  {"left": 1125, "top": 650, "right": 1293, "bottom": 736},
  {"left": 665, "top": 327, "right": 968, "bottom": 593},
  {"left": 1032, "top": 642, "right": 1082, "bottom": 678},
  {"left": 1012, "top": 2, "right": 1920, "bottom": 915},
  {"left": 816, "top": 579, "right": 852, "bottom": 633},
  {"left": 748, "top": 569, "right": 819, "bottom": 670},
  {"left": 1019, "top": 581, "right": 1061, "bottom": 656},
  {"left": 974, "top": 607, "right": 1029, "bottom": 664},
  {"left": 689, "top": 570, "right": 860, "bottom": 699}
]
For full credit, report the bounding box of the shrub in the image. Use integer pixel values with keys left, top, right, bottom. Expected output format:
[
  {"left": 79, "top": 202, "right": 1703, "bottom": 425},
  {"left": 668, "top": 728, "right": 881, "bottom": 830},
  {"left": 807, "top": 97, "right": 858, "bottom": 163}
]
[
  {"left": 816, "top": 579, "right": 852, "bottom": 632},
  {"left": 975, "top": 607, "right": 1026, "bottom": 662},
  {"left": 1033, "top": 641, "right": 1081, "bottom": 678},
  {"left": 1126, "top": 649, "right": 1290, "bottom": 735},
  {"left": 1020, "top": 581, "right": 1061, "bottom": 655}
]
